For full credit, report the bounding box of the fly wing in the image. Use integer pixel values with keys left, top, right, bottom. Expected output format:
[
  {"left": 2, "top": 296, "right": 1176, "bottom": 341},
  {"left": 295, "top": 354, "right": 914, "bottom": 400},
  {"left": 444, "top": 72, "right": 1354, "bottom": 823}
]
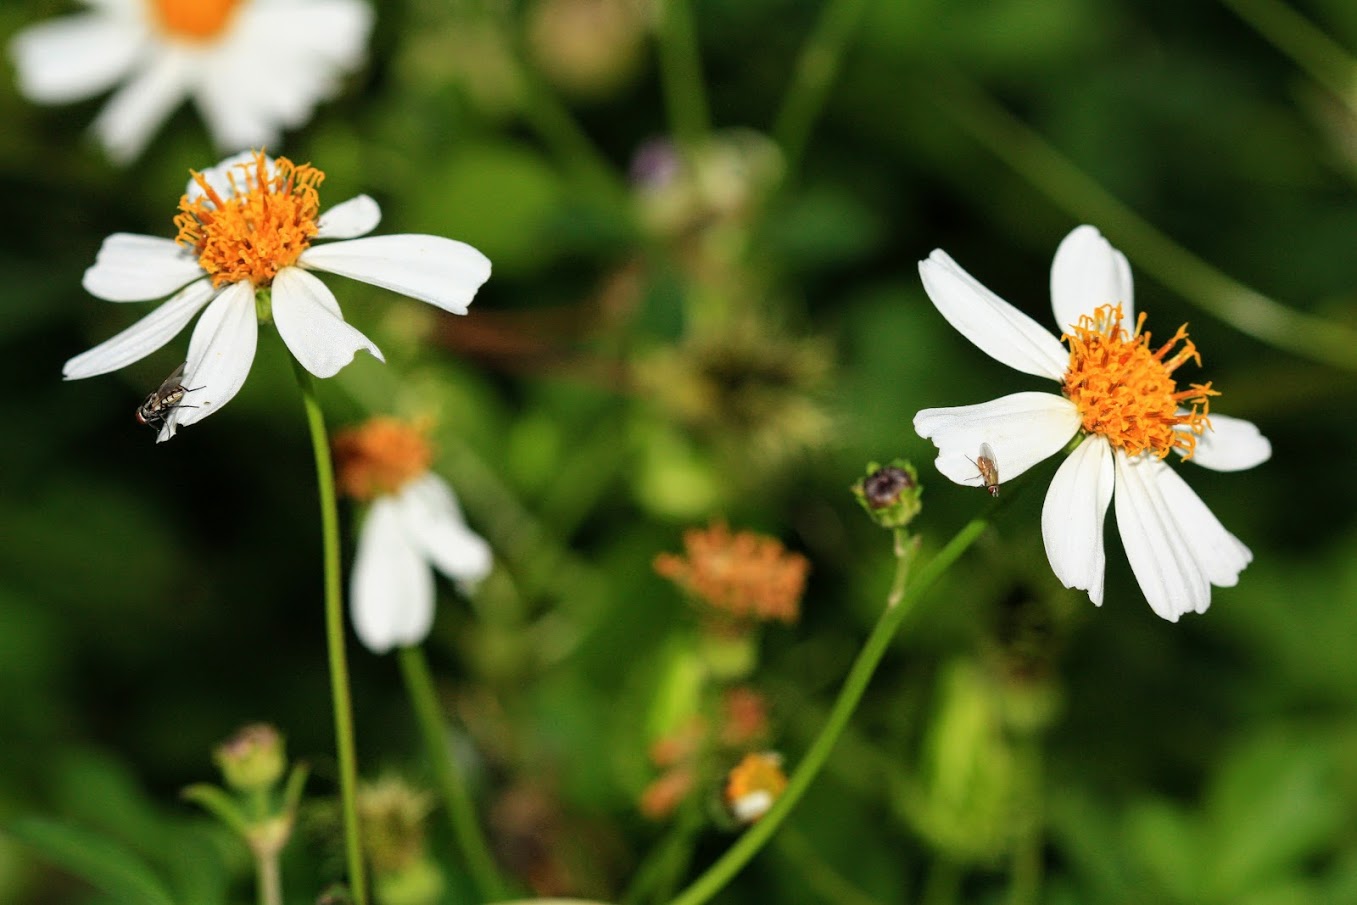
[
  {"left": 978, "top": 442, "right": 996, "bottom": 465},
  {"left": 156, "top": 361, "right": 188, "bottom": 396}
]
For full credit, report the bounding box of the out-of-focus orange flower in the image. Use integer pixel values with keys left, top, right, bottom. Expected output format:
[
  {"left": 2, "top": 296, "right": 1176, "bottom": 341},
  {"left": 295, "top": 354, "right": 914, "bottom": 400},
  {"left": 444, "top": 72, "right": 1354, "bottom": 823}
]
[
  {"left": 333, "top": 416, "right": 434, "bottom": 501},
  {"left": 639, "top": 767, "right": 697, "bottom": 821},
  {"left": 720, "top": 687, "right": 769, "bottom": 748},
  {"left": 723, "top": 751, "right": 787, "bottom": 824},
  {"left": 654, "top": 520, "right": 809, "bottom": 623}
]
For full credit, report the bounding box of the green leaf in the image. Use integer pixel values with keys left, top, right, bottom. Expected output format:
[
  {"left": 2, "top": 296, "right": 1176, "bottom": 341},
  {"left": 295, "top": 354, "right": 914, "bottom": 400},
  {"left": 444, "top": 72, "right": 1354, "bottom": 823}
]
[{"left": 5, "top": 817, "right": 177, "bottom": 905}]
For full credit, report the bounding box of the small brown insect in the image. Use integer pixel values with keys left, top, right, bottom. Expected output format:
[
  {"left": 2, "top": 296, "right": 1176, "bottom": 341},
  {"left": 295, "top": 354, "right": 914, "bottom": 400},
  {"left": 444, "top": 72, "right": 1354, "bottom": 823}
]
[
  {"left": 135, "top": 362, "right": 202, "bottom": 431},
  {"left": 967, "top": 442, "right": 1001, "bottom": 497}
]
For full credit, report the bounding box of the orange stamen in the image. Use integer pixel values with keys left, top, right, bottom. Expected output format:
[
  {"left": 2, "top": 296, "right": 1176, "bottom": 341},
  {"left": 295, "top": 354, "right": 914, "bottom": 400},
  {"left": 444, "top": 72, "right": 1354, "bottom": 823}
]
[
  {"left": 653, "top": 520, "right": 809, "bottom": 623},
  {"left": 1061, "top": 304, "right": 1217, "bottom": 460},
  {"left": 174, "top": 151, "right": 324, "bottom": 289}
]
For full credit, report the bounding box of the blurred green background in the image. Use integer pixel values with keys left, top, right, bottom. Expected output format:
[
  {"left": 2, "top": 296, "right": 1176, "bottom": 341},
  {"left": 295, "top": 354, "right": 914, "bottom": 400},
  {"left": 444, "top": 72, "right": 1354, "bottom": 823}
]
[{"left": 4, "top": 0, "right": 1357, "bottom": 902}]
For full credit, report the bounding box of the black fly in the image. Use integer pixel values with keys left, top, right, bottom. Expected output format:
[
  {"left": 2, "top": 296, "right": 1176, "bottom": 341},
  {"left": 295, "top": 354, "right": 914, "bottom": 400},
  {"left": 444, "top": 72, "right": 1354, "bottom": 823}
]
[{"left": 136, "top": 362, "right": 202, "bottom": 431}]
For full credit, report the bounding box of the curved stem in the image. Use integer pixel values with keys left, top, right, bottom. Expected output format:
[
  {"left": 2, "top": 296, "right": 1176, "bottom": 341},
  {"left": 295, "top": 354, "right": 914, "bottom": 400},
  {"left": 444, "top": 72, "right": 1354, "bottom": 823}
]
[
  {"left": 1217, "top": 0, "right": 1357, "bottom": 117},
  {"left": 665, "top": 518, "right": 989, "bottom": 905},
  {"left": 397, "top": 645, "right": 510, "bottom": 901},
  {"left": 926, "top": 71, "right": 1357, "bottom": 372},
  {"left": 773, "top": 0, "right": 872, "bottom": 176},
  {"left": 292, "top": 361, "right": 368, "bottom": 905},
  {"left": 657, "top": 0, "right": 712, "bottom": 157}
]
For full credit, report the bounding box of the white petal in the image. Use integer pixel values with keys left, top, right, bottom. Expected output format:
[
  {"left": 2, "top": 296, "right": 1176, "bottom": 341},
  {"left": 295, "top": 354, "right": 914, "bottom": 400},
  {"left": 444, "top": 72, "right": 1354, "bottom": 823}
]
[
  {"left": 272, "top": 267, "right": 383, "bottom": 378},
  {"left": 1049, "top": 225, "right": 1135, "bottom": 334},
  {"left": 91, "top": 51, "right": 193, "bottom": 164},
  {"left": 158, "top": 282, "right": 257, "bottom": 441},
  {"left": 351, "top": 497, "right": 435, "bottom": 654},
  {"left": 63, "top": 278, "right": 216, "bottom": 379},
  {"left": 299, "top": 235, "right": 492, "bottom": 314},
  {"left": 8, "top": 12, "right": 145, "bottom": 103},
  {"left": 1152, "top": 461, "right": 1253, "bottom": 588},
  {"left": 396, "top": 475, "right": 493, "bottom": 590},
  {"left": 1182, "top": 413, "right": 1272, "bottom": 472},
  {"left": 83, "top": 234, "right": 205, "bottom": 302},
  {"left": 316, "top": 195, "right": 381, "bottom": 240},
  {"left": 1113, "top": 452, "right": 1211, "bottom": 621},
  {"left": 918, "top": 251, "right": 1070, "bottom": 381},
  {"left": 914, "top": 392, "right": 1082, "bottom": 488},
  {"left": 1041, "top": 435, "right": 1114, "bottom": 606}
]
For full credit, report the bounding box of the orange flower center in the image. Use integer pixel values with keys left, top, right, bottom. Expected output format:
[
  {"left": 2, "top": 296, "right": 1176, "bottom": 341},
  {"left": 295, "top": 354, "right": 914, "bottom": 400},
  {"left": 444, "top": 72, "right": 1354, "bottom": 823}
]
[
  {"left": 174, "top": 151, "right": 324, "bottom": 289},
  {"left": 724, "top": 752, "right": 787, "bottom": 822},
  {"left": 1062, "top": 304, "right": 1217, "bottom": 459},
  {"left": 653, "top": 520, "right": 809, "bottom": 623},
  {"left": 150, "top": 0, "right": 243, "bottom": 41},
  {"left": 333, "top": 417, "right": 434, "bottom": 501}
]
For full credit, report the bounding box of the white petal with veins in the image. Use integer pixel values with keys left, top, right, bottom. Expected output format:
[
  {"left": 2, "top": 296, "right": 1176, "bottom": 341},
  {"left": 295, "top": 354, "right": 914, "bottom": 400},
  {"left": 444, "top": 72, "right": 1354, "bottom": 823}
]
[
  {"left": 159, "top": 281, "right": 257, "bottom": 440},
  {"left": 914, "top": 391, "right": 1081, "bottom": 487},
  {"left": 316, "top": 195, "right": 382, "bottom": 240},
  {"left": 1113, "top": 452, "right": 1209, "bottom": 621},
  {"left": 272, "top": 267, "right": 383, "bottom": 378},
  {"left": 918, "top": 251, "right": 1070, "bottom": 381},
  {"left": 83, "top": 234, "right": 204, "bottom": 302},
  {"left": 1049, "top": 225, "right": 1135, "bottom": 334},
  {"left": 1042, "top": 436, "right": 1115, "bottom": 605},
  {"left": 1182, "top": 413, "right": 1272, "bottom": 472},
  {"left": 300, "top": 234, "right": 492, "bottom": 314}
]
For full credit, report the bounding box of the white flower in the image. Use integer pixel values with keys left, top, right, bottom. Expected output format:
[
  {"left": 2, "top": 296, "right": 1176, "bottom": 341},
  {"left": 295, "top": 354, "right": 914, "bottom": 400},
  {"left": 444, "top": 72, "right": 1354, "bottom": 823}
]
[
  {"left": 9, "top": 0, "right": 373, "bottom": 164},
  {"left": 912, "top": 225, "right": 1271, "bottom": 621},
  {"left": 63, "top": 151, "right": 492, "bottom": 442},
  {"left": 334, "top": 417, "right": 492, "bottom": 654},
  {"left": 351, "top": 473, "right": 492, "bottom": 654}
]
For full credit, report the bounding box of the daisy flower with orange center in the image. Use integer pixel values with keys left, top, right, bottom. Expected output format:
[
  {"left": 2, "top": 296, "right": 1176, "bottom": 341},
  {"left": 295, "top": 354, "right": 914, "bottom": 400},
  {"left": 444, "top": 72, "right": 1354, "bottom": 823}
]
[
  {"left": 913, "top": 226, "right": 1271, "bottom": 621},
  {"left": 334, "top": 417, "right": 492, "bottom": 654},
  {"left": 9, "top": 0, "right": 372, "bottom": 164},
  {"left": 62, "top": 151, "right": 492, "bottom": 441}
]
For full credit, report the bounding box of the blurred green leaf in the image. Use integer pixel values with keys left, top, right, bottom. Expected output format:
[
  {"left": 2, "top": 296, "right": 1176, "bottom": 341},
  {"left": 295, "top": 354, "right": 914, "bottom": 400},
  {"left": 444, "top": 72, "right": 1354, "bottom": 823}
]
[{"left": 5, "top": 817, "right": 177, "bottom": 905}]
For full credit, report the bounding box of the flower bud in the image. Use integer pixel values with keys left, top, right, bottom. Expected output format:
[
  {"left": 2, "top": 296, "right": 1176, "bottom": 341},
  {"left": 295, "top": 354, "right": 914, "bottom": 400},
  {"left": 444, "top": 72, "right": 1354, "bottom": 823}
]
[
  {"left": 214, "top": 723, "right": 286, "bottom": 793},
  {"left": 852, "top": 460, "right": 922, "bottom": 529}
]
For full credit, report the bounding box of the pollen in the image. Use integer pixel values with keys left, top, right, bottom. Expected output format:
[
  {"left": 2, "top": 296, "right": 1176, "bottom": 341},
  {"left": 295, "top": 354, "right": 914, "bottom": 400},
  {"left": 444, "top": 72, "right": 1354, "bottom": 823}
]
[
  {"left": 654, "top": 520, "right": 809, "bottom": 624},
  {"left": 174, "top": 151, "right": 324, "bottom": 289},
  {"left": 1061, "top": 304, "right": 1218, "bottom": 460},
  {"left": 151, "top": 0, "right": 242, "bottom": 41},
  {"left": 333, "top": 417, "right": 434, "bottom": 501}
]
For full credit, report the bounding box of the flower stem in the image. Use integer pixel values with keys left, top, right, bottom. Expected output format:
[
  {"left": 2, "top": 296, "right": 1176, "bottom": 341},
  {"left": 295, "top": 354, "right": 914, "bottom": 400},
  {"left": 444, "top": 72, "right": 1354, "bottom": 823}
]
[
  {"left": 397, "top": 645, "right": 510, "bottom": 901},
  {"left": 664, "top": 518, "right": 989, "bottom": 905},
  {"left": 257, "top": 850, "right": 282, "bottom": 905},
  {"left": 772, "top": 0, "right": 871, "bottom": 176},
  {"left": 1216, "top": 0, "right": 1357, "bottom": 117},
  {"left": 657, "top": 0, "right": 712, "bottom": 157},
  {"left": 925, "top": 70, "right": 1357, "bottom": 372},
  {"left": 291, "top": 361, "right": 368, "bottom": 905}
]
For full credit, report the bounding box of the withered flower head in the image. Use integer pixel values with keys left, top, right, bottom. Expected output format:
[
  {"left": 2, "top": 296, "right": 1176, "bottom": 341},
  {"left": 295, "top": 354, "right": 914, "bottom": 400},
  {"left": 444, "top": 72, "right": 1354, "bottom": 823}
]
[{"left": 654, "top": 520, "right": 809, "bottom": 624}]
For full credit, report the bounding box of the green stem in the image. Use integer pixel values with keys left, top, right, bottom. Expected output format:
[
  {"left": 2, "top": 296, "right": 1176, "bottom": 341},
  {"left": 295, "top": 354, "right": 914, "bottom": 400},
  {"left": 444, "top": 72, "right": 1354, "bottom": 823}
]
[
  {"left": 772, "top": 0, "right": 872, "bottom": 176},
  {"left": 397, "top": 646, "right": 510, "bottom": 901},
  {"left": 657, "top": 0, "right": 712, "bottom": 156},
  {"left": 926, "top": 71, "right": 1357, "bottom": 372},
  {"left": 292, "top": 361, "right": 368, "bottom": 905},
  {"left": 1217, "top": 0, "right": 1357, "bottom": 116},
  {"left": 257, "top": 850, "right": 282, "bottom": 905},
  {"left": 665, "top": 518, "right": 989, "bottom": 905},
  {"left": 1006, "top": 735, "right": 1044, "bottom": 905}
]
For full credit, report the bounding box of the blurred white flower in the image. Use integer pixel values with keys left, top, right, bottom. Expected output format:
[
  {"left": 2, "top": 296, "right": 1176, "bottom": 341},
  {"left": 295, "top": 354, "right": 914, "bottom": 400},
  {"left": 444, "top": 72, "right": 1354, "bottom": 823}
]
[
  {"left": 63, "top": 151, "right": 492, "bottom": 441},
  {"left": 334, "top": 418, "right": 492, "bottom": 654},
  {"left": 9, "top": 0, "right": 373, "bottom": 164},
  {"left": 913, "top": 226, "right": 1271, "bottom": 621}
]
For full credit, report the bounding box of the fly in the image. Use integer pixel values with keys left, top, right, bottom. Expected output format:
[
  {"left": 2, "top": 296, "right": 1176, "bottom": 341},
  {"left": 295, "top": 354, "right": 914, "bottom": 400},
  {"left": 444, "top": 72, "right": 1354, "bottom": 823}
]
[
  {"left": 968, "top": 442, "right": 1001, "bottom": 497},
  {"left": 136, "top": 362, "right": 202, "bottom": 431}
]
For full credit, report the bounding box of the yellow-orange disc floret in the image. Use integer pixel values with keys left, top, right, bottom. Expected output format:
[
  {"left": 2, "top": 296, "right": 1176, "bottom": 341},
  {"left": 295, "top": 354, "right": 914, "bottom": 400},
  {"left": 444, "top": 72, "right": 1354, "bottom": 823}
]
[
  {"left": 653, "top": 520, "right": 809, "bottom": 623},
  {"left": 724, "top": 752, "right": 787, "bottom": 822},
  {"left": 333, "top": 417, "right": 434, "bottom": 502},
  {"left": 151, "top": 0, "right": 243, "bottom": 41},
  {"left": 174, "top": 151, "right": 324, "bottom": 289},
  {"left": 1061, "top": 304, "right": 1218, "bottom": 460}
]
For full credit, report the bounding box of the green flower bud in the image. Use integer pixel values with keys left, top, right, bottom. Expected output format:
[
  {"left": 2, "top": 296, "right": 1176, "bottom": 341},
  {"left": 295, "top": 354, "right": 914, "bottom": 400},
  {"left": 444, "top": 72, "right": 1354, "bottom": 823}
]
[
  {"left": 214, "top": 723, "right": 286, "bottom": 793},
  {"left": 852, "top": 459, "right": 922, "bottom": 529}
]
